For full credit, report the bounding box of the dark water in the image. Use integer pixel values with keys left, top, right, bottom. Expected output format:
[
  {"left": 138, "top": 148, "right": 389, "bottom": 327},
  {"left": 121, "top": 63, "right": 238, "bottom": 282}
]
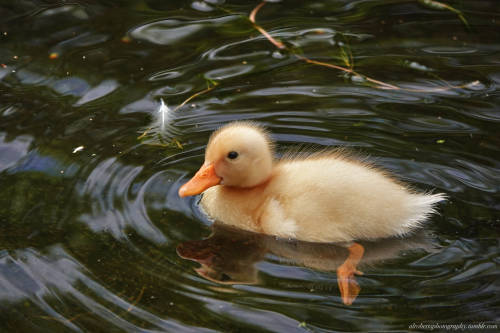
[{"left": 1, "top": 0, "right": 499, "bottom": 332}]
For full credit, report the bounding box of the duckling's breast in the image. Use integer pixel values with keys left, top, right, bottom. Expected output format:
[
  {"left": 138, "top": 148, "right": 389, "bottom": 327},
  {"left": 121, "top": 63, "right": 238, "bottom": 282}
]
[{"left": 200, "top": 185, "right": 267, "bottom": 233}]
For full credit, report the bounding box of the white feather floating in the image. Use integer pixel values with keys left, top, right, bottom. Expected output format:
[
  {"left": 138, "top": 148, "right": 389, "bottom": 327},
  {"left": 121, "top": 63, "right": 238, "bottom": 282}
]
[
  {"left": 138, "top": 98, "right": 182, "bottom": 147},
  {"left": 158, "top": 98, "right": 170, "bottom": 132}
]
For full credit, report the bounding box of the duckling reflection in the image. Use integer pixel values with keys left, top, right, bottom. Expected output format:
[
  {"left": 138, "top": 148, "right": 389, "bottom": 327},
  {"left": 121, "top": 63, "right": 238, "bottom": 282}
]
[
  {"left": 177, "top": 223, "right": 435, "bottom": 305},
  {"left": 177, "top": 224, "right": 266, "bottom": 285}
]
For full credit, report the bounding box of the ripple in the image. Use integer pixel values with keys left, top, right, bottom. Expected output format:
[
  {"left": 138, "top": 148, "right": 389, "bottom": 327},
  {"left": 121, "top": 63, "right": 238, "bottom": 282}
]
[
  {"left": 397, "top": 116, "right": 479, "bottom": 133},
  {"left": 382, "top": 146, "right": 498, "bottom": 189},
  {"left": 78, "top": 158, "right": 167, "bottom": 243},
  {"left": 132, "top": 21, "right": 203, "bottom": 45},
  {"left": 318, "top": 107, "right": 375, "bottom": 117},
  {"left": 1, "top": 0, "right": 499, "bottom": 330},
  {"left": 0, "top": 68, "right": 10, "bottom": 81},
  {"left": 51, "top": 32, "right": 110, "bottom": 55},
  {"left": 191, "top": 1, "right": 214, "bottom": 12},
  {"left": 423, "top": 46, "right": 478, "bottom": 55},
  {"left": 247, "top": 85, "right": 337, "bottom": 98},
  {"left": 0, "top": 246, "right": 211, "bottom": 332},
  {"left": 12, "top": 68, "right": 47, "bottom": 85},
  {"left": 130, "top": 16, "right": 236, "bottom": 46},
  {"left": 451, "top": 99, "right": 500, "bottom": 122},
  {"left": 453, "top": 159, "right": 500, "bottom": 193},
  {"left": 180, "top": 290, "right": 307, "bottom": 332},
  {"left": 38, "top": 4, "right": 89, "bottom": 20},
  {"left": 0, "top": 133, "right": 32, "bottom": 172},
  {"left": 152, "top": 83, "right": 194, "bottom": 97},
  {"left": 74, "top": 79, "right": 119, "bottom": 106},
  {"left": 204, "top": 39, "right": 271, "bottom": 61},
  {"left": 119, "top": 96, "right": 158, "bottom": 114},
  {"left": 148, "top": 70, "right": 184, "bottom": 82},
  {"left": 50, "top": 77, "right": 91, "bottom": 97},
  {"left": 205, "top": 64, "right": 255, "bottom": 80},
  {"left": 6, "top": 149, "right": 79, "bottom": 178},
  {"left": 7, "top": 67, "right": 122, "bottom": 108}
]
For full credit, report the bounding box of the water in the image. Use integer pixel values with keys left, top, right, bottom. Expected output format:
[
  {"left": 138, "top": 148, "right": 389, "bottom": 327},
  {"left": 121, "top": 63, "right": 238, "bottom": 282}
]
[{"left": 0, "top": 0, "right": 499, "bottom": 331}]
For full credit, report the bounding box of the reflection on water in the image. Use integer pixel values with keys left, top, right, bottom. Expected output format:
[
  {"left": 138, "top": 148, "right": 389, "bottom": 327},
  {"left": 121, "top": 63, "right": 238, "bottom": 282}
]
[
  {"left": 178, "top": 223, "right": 436, "bottom": 304},
  {"left": 0, "top": 246, "right": 214, "bottom": 332},
  {"left": 0, "top": 0, "right": 499, "bottom": 331}
]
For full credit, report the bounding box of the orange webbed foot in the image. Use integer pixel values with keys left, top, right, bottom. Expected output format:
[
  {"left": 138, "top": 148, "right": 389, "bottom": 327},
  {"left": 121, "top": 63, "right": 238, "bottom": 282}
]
[{"left": 337, "top": 243, "right": 364, "bottom": 306}]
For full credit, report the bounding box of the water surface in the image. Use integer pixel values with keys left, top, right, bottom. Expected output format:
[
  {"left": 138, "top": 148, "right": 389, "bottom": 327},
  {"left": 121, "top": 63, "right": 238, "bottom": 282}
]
[{"left": 0, "top": 0, "right": 499, "bottom": 332}]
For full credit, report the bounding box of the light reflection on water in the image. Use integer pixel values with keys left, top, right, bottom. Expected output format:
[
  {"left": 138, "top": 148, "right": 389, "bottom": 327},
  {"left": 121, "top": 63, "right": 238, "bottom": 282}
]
[{"left": 0, "top": 0, "right": 498, "bottom": 331}]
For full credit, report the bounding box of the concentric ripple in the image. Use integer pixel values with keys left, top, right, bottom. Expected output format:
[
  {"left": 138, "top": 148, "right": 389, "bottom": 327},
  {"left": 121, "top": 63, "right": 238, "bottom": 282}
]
[{"left": 0, "top": 0, "right": 499, "bottom": 332}]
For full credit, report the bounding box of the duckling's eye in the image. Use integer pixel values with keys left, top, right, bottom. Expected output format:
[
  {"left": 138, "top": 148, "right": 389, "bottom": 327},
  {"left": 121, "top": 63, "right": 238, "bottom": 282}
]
[
  {"left": 227, "top": 151, "right": 238, "bottom": 160},
  {"left": 220, "top": 273, "right": 231, "bottom": 282}
]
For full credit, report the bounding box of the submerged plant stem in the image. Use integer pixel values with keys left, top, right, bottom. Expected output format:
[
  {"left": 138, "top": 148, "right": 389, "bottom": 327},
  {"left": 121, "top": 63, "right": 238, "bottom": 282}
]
[
  {"left": 249, "top": 2, "right": 285, "bottom": 49},
  {"left": 297, "top": 56, "right": 400, "bottom": 90},
  {"left": 249, "top": 1, "right": 476, "bottom": 93},
  {"left": 173, "top": 82, "right": 218, "bottom": 112},
  {"left": 127, "top": 286, "right": 145, "bottom": 312}
]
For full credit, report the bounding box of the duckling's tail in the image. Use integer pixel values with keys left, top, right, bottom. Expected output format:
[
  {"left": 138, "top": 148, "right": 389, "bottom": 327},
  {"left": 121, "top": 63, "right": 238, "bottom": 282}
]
[{"left": 402, "top": 192, "right": 447, "bottom": 232}]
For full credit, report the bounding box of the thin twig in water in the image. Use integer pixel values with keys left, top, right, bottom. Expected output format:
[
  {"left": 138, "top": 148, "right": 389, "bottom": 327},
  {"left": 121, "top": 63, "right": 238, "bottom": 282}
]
[
  {"left": 249, "top": 1, "right": 264, "bottom": 23},
  {"left": 249, "top": 2, "right": 285, "bottom": 49},
  {"left": 66, "top": 313, "right": 87, "bottom": 323},
  {"left": 173, "top": 138, "right": 183, "bottom": 149},
  {"left": 138, "top": 127, "right": 151, "bottom": 140},
  {"left": 127, "top": 286, "right": 145, "bottom": 312},
  {"left": 297, "top": 55, "right": 400, "bottom": 90},
  {"left": 173, "top": 82, "right": 218, "bottom": 112},
  {"left": 249, "top": 1, "right": 477, "bottom": 93},
  {"left": 38, "top": 312, "right": 88, "bottom": 324}
]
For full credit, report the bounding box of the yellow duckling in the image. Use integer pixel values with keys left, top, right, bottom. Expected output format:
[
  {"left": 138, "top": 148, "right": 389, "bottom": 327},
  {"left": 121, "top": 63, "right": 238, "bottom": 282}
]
[
  {"left": 178, "top": 121, "right": 446, "bottom": 304},
  {"left": 179, "top": 121, "right": 445, "bottom": 243}
]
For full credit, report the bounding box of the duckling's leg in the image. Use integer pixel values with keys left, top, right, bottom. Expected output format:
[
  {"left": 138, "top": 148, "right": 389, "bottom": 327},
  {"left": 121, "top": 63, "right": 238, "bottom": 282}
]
[{"left": 337, "top": 242, "right": 364, "bottom": 306}]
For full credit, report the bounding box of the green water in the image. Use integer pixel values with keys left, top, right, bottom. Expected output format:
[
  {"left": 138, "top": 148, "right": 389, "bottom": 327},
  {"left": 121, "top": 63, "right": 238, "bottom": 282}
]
[{"left": 0, "top": 0, "right": 498, "bottom": 332}]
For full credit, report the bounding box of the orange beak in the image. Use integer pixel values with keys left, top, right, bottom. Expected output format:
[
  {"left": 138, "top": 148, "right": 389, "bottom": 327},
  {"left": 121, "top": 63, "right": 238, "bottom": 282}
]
[{"left": 178, "top": 163, "right": 221, "bottom": 197}]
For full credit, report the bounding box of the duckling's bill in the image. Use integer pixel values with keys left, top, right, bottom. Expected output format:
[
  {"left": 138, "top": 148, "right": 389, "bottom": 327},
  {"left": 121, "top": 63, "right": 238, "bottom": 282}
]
[{"left": 179, "top": 163, "right": 221, "bottom": 197}]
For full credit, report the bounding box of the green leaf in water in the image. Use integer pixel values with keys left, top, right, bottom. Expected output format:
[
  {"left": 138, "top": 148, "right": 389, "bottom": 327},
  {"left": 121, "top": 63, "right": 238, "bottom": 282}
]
[
  {"left": 339, "top": 45, "right": 351, "bottom": 68},
  {"left": 205, "top": 78, "right": 219, "bottom": 87},
  {"left": 173, "top": 138, "right": 184, "bottom": 150},
  {"left": 338, "top": 35, "right": 354, "bottom": 69}
]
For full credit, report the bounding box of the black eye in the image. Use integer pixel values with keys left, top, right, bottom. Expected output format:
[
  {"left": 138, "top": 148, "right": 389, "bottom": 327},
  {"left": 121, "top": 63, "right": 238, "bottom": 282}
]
[
  {"left": 227, "top": 151, "right": 238, "bottom": 160},
  {"left": 220, "top": 273, "right": 231, "bottom": 282}
]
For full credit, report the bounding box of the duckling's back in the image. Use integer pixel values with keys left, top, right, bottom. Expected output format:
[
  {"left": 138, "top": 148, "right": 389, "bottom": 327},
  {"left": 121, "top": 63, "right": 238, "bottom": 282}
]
[{"left": 266, "top": 156, "right": 445, "bottom": 242}]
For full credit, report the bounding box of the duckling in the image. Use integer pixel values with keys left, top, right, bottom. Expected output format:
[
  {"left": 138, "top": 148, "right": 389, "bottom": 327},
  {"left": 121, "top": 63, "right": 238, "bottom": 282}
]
[
  {"left": 179, "top": 121, "right": 445, "bottom": 243},
  {"left": 178, "top": 121, "right": 446, "bottom": 304}
]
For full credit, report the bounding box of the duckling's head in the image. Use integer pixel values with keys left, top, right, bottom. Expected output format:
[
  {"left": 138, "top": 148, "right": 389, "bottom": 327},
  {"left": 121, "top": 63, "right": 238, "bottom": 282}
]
[{"left": 179, "top": 122, "right": 274, "bottom": 197}]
